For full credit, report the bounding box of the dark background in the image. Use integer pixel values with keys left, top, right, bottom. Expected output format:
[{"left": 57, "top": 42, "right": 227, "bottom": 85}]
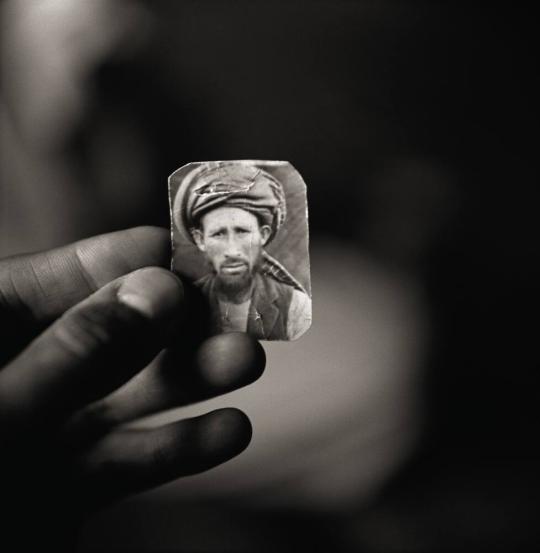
[{"left": 1, "top": 2, "right": 539, "bottom": 551}]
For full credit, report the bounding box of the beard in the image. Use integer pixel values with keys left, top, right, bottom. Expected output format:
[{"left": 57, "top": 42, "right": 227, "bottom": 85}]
[
  {"left": 217, "top": 268, "right": 252, "bottom": 296},
  {"left": 215, "top": 252, "right": 263, "bottom": 300}
]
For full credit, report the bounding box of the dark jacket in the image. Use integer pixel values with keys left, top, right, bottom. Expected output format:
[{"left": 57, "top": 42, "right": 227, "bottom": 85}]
[{"left": 195, "top": 272, "right": 295, "bottom": 340}]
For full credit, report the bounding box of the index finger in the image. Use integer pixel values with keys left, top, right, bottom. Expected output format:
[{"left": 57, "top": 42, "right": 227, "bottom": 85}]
[{"left": 0, "top": 226, "right": 169, "bottom": 363}]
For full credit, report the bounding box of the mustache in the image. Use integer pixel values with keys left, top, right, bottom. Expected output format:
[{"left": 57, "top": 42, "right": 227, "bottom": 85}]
[{"left": 219, "top": 257, "right": 248, "bottom": 268}]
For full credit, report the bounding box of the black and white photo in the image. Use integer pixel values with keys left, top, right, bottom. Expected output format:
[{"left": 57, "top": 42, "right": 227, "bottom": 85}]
[{"left": 169, "top": 160, "right": 311, "bottom": 340}]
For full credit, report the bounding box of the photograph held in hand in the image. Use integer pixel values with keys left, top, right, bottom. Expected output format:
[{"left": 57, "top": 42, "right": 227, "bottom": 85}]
[{"left": 170, "top": 160, "right": 312, "bottom": 341}]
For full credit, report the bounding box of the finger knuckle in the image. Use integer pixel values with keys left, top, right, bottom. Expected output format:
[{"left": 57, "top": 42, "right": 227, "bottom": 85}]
[
  {"left": 52, "top": 304, "right": 120, "bottom": 360},
  {"left": 149, "top": 429, "right": 175, "bottom": 470}
]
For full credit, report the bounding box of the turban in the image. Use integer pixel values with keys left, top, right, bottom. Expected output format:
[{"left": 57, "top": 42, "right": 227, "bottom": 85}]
[{"left": 172, "top": 162, "right": 286, "bottom": 244}]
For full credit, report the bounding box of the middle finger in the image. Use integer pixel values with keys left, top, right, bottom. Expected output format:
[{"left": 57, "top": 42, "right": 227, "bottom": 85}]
[{"left": 64, "top": 333, "right": 265, "bottom": 438}]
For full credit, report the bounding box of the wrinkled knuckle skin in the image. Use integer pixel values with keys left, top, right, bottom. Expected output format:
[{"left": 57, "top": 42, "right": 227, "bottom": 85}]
[
  {"left": 52, "top": 302, "right": 145, "bottom": 361},
  {"left": 149, "top": 430, "right": 176, "bottom": 472},
  {"left": 0, "top": 257, "right": 27, "bottom": 313},
  {"left": 0, "top": 259, "right": 37, "bottom": 364}
]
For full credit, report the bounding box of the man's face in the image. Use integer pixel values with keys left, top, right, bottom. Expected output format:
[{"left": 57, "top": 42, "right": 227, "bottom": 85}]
[{"left": 194, "top": 207, "right": 271, "bottom": 294}]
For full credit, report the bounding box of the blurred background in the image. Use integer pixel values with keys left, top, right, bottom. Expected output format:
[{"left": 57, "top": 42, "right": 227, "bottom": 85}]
[{"left": 1, "top": 1, "right": 539, "bottom": 551}]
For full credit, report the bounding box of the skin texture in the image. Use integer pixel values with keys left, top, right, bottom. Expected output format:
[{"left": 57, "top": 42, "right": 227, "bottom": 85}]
[
  {"left": 0, "top": 226, "right": 265, "bottom": 551},
  {"left": 193, "top": 207, "right": 271, "bottom": 302}
]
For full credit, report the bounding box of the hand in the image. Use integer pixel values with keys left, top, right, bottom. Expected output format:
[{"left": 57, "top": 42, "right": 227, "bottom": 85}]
[{"left": 0, "top": 226, "right": 265, "bottom": 550}]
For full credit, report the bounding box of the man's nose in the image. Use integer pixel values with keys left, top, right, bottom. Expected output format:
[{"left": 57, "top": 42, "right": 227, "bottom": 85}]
[{"left": 223, "top": 235, "right": 242, "bottom": 257}]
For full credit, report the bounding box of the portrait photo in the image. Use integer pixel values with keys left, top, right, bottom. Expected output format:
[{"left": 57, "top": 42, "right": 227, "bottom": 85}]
[{"left": 169, "top": 160, "right": 312, "bottom": 341}]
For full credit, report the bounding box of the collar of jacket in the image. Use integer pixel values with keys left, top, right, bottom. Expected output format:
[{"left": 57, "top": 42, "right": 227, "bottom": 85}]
[{"left": 202, "top": 272, "right": 282, "bottom": 339}]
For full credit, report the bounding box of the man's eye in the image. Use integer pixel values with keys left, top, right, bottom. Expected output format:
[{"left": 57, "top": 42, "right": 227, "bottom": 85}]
[
  {"left": 236, "top": 228, "right": 250, "bottom": 235},
  {"left": 211, "top": 230, "right": 225, "bottom": 238}
]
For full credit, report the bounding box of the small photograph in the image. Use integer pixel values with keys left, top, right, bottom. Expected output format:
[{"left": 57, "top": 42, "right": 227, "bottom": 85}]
[{"left": 169, "top": 160, "right": 312, "bottom": 341}]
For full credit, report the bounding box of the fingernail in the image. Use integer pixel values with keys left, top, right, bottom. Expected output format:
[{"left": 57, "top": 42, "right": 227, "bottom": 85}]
[{"left": 117, "top": 268, "right": 183, "bottom": 321}]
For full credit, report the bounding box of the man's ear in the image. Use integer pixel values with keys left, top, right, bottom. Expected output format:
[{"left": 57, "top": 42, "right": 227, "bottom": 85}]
[
  {"left": 260, "top": 225, "right": 272, "bottom": 246},
  {"left": 192, "top": 229, "right": 206, "bottom": 252}
]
